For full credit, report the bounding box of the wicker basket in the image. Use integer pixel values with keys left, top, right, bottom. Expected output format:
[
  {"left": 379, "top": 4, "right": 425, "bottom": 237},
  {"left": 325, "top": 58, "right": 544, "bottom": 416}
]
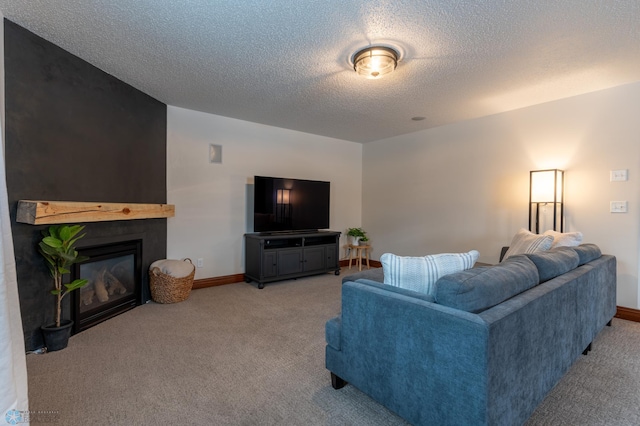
[{"left": 149, "top": 258, "right": 195, "bottom": 304}]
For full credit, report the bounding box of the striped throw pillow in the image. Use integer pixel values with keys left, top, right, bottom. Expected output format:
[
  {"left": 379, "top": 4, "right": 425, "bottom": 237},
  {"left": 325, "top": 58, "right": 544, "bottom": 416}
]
[
  {"left": 381, "top": 250, "right": 479, "bottom": 296},
  {"left": 502, "top": 228, "right": 553, "bottom": 261}
]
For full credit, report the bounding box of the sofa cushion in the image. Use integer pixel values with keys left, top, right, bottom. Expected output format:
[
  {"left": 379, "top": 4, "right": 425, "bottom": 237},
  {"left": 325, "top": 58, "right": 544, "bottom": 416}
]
[
  {"left": 381, "top": 250, "right": 479, "bottom": 296},
  {"left": 524, "top": 247, "right": 580, "bottom": 283},
  {"left": 543, "top": 230, "right": 583, "bottom": 248},
  {"left": 572, "top": 243, "right": 602, "bottom": 265},
  {"left": 434, "top": 255, "right": 539, "bottom": 313},
  {"left": 502, "top": 228, "right": 553, "bottom": 260}
]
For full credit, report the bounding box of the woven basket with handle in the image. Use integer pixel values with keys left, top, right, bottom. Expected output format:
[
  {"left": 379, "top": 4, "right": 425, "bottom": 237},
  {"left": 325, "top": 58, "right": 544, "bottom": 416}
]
[{"left": 149, "top": 258, "right": 195, "bottom": 304}]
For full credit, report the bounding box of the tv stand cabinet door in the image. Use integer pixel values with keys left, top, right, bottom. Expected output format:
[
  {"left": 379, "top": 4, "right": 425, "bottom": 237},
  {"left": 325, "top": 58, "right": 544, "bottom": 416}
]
[
  {"left": 278, "top": 249, "right": 303, "bottom": 276},
  {"left": 303, "top": 246, "right": 325, "bottom": 272},
  {"left": 262, "top": 251, "right": 278, "bottom": 278},
  {"left": 325, "top": 245, "right": 338, "bottom": 269}
]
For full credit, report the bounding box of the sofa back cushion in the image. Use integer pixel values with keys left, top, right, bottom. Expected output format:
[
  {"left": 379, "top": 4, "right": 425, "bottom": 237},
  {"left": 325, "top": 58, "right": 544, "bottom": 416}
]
[
  {"left": 524, "top": 247, "right": 580, "bottom": 283},
  {"left": 434, "top": 255, "right": 539, "bottom": 313},
  {"left": 572, "top": 243, "right": 602, "bottom": 265},
  {"left": 380, "top": 250, "right": 479, "bottom": 296}
]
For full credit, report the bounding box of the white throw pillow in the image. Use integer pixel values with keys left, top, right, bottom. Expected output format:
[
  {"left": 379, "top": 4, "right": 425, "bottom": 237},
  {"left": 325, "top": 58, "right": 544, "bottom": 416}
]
[
  {"left": 502, "top": 228, "right": 553, "bottom": 261},
  {"left": 543, "top": 230, "right": 583, "bottom": 248},
  {"left": 380, "top": 250, "right": 479, "bottom": 296},
  {"left": 150, "top": 259, "right": 195, "bottom": 278}
]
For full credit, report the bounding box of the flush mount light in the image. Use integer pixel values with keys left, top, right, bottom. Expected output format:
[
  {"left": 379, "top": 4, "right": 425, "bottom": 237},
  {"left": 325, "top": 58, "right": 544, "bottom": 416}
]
[{"left": 352, "top": 46, "right": 399, "bottom": 79}]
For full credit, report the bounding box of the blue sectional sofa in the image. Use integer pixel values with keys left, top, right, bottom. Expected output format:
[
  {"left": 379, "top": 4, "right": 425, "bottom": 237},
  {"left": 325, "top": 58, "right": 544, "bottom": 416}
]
[{"left": 325, "top": 245, "right": 616, "bottom": 426}]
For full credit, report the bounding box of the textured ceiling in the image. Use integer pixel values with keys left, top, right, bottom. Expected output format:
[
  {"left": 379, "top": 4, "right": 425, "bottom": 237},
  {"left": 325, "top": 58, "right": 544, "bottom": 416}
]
[{"left": 1, "top": 1, "right": 639, "bottom": 143}]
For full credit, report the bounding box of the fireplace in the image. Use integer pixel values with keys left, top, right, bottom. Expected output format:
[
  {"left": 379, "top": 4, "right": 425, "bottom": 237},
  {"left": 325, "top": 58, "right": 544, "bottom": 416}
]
[{"left": 71, "top": 239, "right": 143, "bottom": 333}]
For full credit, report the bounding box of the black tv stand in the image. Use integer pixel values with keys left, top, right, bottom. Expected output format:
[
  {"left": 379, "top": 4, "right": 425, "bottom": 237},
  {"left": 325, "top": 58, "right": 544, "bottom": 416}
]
[
  {"left": 259, "top": 229, "right": 321, "bottom": 236},
  {"left": 244, "top": 231, "right": 341, "bottom": 289}
]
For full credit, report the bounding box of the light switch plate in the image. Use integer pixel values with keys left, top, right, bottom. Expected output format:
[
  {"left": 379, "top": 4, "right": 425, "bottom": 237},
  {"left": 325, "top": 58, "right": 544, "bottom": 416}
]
[
  {"left": 610, "top": 201, "right": 628, "bottom": 213},
  {"left": 610, "top": 169, "right": 628, "bottom": 181}
]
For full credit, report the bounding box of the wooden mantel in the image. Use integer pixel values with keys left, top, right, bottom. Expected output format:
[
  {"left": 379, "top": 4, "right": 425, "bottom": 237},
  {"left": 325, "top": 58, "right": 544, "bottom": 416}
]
[{"left": 16, "top": 200, "right": 175, "bottom": 225}]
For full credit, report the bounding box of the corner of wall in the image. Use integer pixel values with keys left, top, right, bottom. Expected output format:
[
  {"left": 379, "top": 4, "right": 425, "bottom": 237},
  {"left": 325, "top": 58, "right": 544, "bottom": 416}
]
[{"left": 1, "top": 15, "right": 5, "bottom": 147}]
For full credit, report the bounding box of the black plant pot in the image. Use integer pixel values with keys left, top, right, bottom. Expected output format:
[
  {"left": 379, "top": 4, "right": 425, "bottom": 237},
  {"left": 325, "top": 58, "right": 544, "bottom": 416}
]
[{"left": 41, "top": 320, "right": 74, "bottom": 352}]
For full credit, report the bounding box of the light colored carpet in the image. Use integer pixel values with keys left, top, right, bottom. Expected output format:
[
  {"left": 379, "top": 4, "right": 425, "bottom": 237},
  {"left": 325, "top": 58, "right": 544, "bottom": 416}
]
[{"left": 26, "top": 268, "right": 640, "bottom": 425}]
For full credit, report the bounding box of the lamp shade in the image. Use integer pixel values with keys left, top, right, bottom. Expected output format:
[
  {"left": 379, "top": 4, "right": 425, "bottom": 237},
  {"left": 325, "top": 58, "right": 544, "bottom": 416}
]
[
  {"left": 353, "top": 46, "right": 398, "bottom": 79},
  {"left": 530, "top": 169, "right": 563, "bottom": 203}
]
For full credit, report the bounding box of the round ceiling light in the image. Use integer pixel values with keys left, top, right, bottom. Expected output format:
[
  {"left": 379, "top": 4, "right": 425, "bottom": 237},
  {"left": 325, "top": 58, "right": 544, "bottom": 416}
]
[{"left": 352, "top": 46, "right": 399, "bottom": 79}]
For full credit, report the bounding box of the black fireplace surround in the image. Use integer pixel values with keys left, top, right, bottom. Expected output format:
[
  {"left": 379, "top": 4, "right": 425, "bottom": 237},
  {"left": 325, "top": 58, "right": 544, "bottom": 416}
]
[{"left": 4, "top": 20, "right": 168, "bottom": 351}]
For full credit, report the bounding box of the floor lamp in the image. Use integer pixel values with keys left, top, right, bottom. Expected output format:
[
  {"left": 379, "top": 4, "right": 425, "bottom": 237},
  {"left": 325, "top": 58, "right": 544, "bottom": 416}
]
[{"left": 529, "top": 169, "right": 564, "bottom": 233}]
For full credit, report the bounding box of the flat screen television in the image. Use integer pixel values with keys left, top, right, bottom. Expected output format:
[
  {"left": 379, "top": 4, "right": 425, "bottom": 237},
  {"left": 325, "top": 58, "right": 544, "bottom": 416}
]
[{"left": 253, "top": 176, "right": 330, "bottom": 233}]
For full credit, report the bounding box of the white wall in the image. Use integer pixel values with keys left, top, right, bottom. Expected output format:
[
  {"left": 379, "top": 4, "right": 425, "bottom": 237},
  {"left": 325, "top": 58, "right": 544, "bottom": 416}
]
[
  {"left": 363, "top": 82, "right": 640, "bottom": 309},
  {"left": 167, "top": 106, "right": 362, "bottom": 279}
]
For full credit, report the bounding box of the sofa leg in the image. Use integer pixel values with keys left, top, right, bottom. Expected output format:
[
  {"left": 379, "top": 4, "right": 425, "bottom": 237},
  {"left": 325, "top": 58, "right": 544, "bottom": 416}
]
[
  {"left": 607, "top": 319, "right": 613, "bottom": 327},
  {"left": 582, "top": 343, "right": 592, "bottom": 355},
  {"left": 331, "top": 373, "right": 347, "bottom": 390}
]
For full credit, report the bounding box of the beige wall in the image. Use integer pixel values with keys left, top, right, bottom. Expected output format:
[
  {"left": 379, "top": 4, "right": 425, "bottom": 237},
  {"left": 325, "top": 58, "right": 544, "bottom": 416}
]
[
  {"left": 363, "top": 82, "right": 640, "bottom": 309},
  {"left": 167, "top": 106, "right": 362, "bottom": 279},
  {"left": 167, "top": 82, "right": 640, "bottom": 308}
]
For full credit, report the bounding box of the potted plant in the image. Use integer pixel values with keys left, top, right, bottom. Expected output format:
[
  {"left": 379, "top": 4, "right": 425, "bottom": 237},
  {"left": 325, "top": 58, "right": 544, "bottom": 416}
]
[
  {"left": 38, "top": 224, "right": 89, "bottom": 351},
  {"left": 347, "top": 227, "right": 367, "bottom": 246}
]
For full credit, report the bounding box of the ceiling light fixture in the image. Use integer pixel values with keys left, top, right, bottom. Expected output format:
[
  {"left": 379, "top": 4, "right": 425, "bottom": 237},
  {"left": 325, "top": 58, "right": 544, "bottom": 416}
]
[{"left": 352, "top": 46, "right": 399, "bottom": 79}]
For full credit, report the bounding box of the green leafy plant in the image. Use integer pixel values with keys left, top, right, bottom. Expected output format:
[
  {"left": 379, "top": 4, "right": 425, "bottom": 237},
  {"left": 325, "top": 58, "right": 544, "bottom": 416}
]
[
  {"left": 347, "top": 227, "right": 367, "bottom": 239},
  {"left": 38, "top": 224, "right": 89, "bottom": 327},
  {"left": 346, "top": 227, "right": 366, "bottom": 238}
]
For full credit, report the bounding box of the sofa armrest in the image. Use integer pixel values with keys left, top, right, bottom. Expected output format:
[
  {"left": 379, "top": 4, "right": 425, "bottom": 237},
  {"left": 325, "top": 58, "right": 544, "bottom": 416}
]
[
  {"left": 325, "top": 316, "right": 341, "bottom": 350},
  {"left": 328, "top": 280, "right": 490, "bottom": 425},
  {"left": 352, "top": 278, "right": 435, "bottom": 303}
]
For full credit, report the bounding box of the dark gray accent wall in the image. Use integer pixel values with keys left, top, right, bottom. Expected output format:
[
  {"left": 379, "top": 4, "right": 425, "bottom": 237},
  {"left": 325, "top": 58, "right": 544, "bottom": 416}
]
[{"left": 4, "top": 20, "right": 168, "bottom": 351}]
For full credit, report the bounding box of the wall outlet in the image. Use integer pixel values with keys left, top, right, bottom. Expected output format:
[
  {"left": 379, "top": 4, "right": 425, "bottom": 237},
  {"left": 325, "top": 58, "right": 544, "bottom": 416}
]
[
  {"left": 610, "top": 201, "right": 628, "bottom": 213},
  {"left": 196, "top": 258, "right": 204, "bottom": 268}
]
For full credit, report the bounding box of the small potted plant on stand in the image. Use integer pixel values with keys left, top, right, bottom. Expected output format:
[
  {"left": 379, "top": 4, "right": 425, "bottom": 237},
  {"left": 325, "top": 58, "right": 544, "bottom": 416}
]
[
  {"left": 347, "top": 227, "right": 367, "bottom": 246},
  {"left": 38, "top": 224, "right": 89, "bottom": 352}
]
